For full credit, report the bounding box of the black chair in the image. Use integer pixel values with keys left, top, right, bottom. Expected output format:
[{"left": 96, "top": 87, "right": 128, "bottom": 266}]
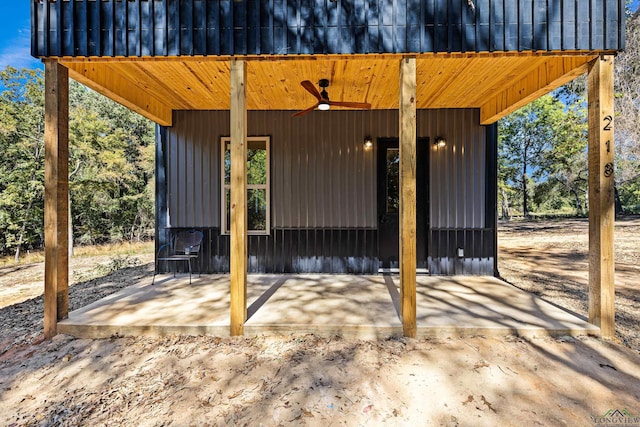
[{"left": 153, "top": 230, "right": 204, "bottom": 284}]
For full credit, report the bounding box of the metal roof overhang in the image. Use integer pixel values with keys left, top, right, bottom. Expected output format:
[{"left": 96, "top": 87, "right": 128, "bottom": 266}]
[{"left": 51, "top": 51, "right": 604, "bottom": 127}]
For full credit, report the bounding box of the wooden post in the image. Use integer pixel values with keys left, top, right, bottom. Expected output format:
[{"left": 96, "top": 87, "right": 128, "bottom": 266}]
[
  {"left": 587, "top": 55, "right": 615, "bottom": 338},
  {"left": 229, "top": 60, "right": 247, "bottom": 336},
  {"left": 44, "top": 61, "right": 69, "bottom": 338},
  {"left": 399, "top": 57, "right": 417, "bottom": 338}
]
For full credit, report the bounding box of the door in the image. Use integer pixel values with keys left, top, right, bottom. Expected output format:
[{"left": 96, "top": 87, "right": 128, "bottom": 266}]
[{"left": 377, "top": 138, "right": 429, "bottom": 270}]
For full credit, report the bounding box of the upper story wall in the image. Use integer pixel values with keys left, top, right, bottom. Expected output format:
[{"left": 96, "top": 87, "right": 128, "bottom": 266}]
[{"left": 32, "top": 0, "right": 625, "bottom": 58}]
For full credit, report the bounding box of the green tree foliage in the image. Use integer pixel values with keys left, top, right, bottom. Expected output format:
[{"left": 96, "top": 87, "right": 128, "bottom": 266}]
[
  {"left": 500, "top": 9, "right": 640, "bottom": 218},
  {"left": 0, "top": 68, "right": 45, "bottom": 259},
  {"left": 68, "top": 83, "right": 155, "bottom": 244},
  {"left": 614, "top": 11, "right": 640, "bottom": 212},
  {"left": 0, "top": 66, "right": 155, "bottom": 258},
  {"left": 223, "top": 140, "right": 268, "bottom": 231},
  {"left": 553, "top": 11, "right": 640, "bottom": 214},
  {"left": 499, "top": 95, "right": 587, "bottom": 217},
  {"left": 536, "top": 103, "right": 589, "bottom": 215}
]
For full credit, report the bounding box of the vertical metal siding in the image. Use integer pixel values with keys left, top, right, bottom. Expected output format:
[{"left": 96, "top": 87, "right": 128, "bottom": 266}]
[
  {"left": 160, "top": 108, "right": 494, "bottom": 274},
  {"left": 423, "top": 109, "right": 491, "bottom": 274},
  {"left": 165, "top": 110, "right": 225, "bottom": 227},
  {"left": 425, "top": 109, "right": 485, "bottom": 229},
  {"left": 32, "top": 0, "right": 625, "bottom": 58},
  {"left": 164, "top": 108, "right": 486, "bottom": 230}
]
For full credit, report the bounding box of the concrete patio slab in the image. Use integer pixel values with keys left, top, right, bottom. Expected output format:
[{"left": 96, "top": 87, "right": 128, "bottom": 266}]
[
  {"left": 412, "top": 276, "right": 600, "bottom": 338},
  {"left": 58, "top": 274, "right": 599, "bottom": 339},
  {"left": 244, "top": 274, "right": 402, "bottom": 339}
]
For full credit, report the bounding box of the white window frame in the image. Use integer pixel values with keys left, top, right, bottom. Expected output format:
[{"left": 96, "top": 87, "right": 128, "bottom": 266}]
[{"left": 221, "top": 136, "right": 270, "bottom": 235}]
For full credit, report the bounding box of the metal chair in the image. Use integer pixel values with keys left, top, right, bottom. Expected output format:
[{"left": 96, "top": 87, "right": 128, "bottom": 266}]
[{"left": 153, "top": 230, "right": 204, "bottom": 284}]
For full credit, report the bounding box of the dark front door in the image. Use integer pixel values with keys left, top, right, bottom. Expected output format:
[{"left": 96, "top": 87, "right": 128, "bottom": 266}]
[{"left": 377, "top": 138, "right": 429, "bottom": 270}]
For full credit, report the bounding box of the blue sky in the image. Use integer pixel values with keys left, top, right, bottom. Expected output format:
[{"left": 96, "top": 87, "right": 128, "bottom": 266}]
[
  {"left": 0, "top": 1, "right": 638, "bottom": 71},
  {"left": 0, "top": 4, "right": 41, "bottom": 70}
]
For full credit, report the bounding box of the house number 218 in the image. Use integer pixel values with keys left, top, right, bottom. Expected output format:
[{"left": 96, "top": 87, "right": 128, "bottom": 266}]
[{"left": 603, "top": 116, "right": 613, "bottom": 179}]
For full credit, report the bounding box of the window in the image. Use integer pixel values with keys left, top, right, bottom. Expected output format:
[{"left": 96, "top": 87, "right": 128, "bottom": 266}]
[
  {"left": 386, "top": 148, "right": 400, "bottom": 213},
  {"left": 221, "top": 136, "right": 270, "bottom": 235}
]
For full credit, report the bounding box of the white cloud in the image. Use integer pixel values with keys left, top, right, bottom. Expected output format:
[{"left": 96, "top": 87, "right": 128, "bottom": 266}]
[{"left": 0, "top": 27, "right": 42, "bottom": 71}]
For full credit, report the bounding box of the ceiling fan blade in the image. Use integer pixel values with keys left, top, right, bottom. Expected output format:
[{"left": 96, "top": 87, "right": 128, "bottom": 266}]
[
  {"left": 328, "top": 100, "right": 372, "bottom": 109},
  {"left": 301, "top": 80, "right": 323, "bottom": 101},
  {"left": 292, "top": 103, "right": 319, "bottom": 117}
]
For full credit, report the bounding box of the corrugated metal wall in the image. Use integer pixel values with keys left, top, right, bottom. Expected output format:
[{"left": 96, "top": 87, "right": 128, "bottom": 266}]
[
  {"left": 426, "top": 110, "right": 486, "bottom": 228},
  {"left": 33, "top": 0, "right": 625, "bottom": 57},
  {"left": 165, "top": 109, "right": 485, "bottom": 229},
  {"left": 159, "top": 108, "right": 494, "bottom": 274},
  {"left": 252, "top": 110, "right": 378, "bottom": 229},
  {"left": 164, "top": 111, "right": 221, "bottom": 227}
]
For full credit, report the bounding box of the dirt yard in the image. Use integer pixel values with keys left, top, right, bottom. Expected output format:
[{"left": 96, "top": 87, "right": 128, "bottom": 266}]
[
  {"left": 499, "top": 217, "right": 640, "bottom": 353},
  {"left": 0, "top": 220, "right": 639, "bottom": 426}
]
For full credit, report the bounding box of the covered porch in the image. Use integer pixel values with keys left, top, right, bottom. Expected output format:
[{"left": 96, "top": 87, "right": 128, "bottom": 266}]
[
  {"left": 44, "top": 54, "right": 616, "bottom": 340},
  {"left": 57, "top": 274, "right": 599, "bottom": 339},
  {"left": 34, "top": 0, "right": 620, "bottom": 340}
]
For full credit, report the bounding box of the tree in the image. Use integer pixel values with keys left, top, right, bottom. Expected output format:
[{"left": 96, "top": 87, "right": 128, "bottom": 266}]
[
  {"left": 556, "top": 10, "right": 640, "bottom": 214},
  {"left": 499, "top": 95, "right": 577, "bottom": 217},
  {"left": 0, "top": 68, "right": 45, "bottom": 260},
  {"left": 537, "top": 104, "right": 588, "bottom": 215},
  {"left": 68, "top": 82, "right": 155, "bottom": 244},
  {"left": 0, "top": 66, "right": 155, "bottom": 259},
  {"left": 614, "top": 11, "right": 640, "bottom": 212}
]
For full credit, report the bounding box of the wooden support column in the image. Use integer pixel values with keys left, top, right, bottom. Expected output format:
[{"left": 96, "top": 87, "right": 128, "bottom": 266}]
[
  {"left": 44, "top": 61, "right": 69, "bottom": 338},
  {"left": 399, "top": 57, "right": 417, "bottom": 338},
  {"left": 229, "top": 60, "right": 247, "bottom": 336},
  {"left": 587, "top": 55, "right": 615, "bottom": 338}
]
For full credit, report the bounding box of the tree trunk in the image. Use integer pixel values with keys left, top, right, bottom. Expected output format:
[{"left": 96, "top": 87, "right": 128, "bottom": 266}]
[
  {"left": 521, "top": 142, "right": 530, "bottom": 217},
  {"left": 571, "top": 188, "right": 583, "bottom": 216},
  {"left": 68, "top": 160, "right": 82, "bottom": 257},
  {"left": 501, "top": 187, "right": 511, "bottom": 220},
  {"left": 14, "top": 196, "right": 35, "bottom": 263},
  {"left": 522, "top": 165, "right": 529, "bottom": 217},
  {"left": 14, "top": 243, "right": 21, "bottom": 263}
]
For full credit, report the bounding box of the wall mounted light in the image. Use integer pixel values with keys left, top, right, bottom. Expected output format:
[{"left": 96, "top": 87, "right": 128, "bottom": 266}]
[
  {"left": 363, "top": 136, "right": 373, "bottom": 150},
  {"left": 434, "top": 136, "right": 446, "bottom": 148}
]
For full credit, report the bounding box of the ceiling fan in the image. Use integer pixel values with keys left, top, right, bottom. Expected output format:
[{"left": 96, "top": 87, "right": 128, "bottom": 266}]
[{"left": 293, "top": 79, "right": 372, "bottom": 117}]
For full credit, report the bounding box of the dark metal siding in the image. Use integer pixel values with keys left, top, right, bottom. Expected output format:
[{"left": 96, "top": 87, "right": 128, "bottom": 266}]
[
  {"left": 164, "top": 111, "right": 221, "bottom": 227},
  {"left": 426, "top": 110, "right": 485, "bottom": 229},
  {"left": 424, "top": 109, "right": 495, "bottom": 274},
  {"left": 157, "top": 109, "right": 496, "bottom": 274},
  {"left": 32, "top": 0, "right": 625, "bottom": 58}
]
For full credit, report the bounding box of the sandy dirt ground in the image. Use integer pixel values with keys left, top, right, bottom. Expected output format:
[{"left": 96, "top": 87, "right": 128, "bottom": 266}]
[
  {"left": 499, "top": 217, "right": 640, "bottom": 354},
  {"left": 0, "top": 220, "right": 639, "bottom": 426},
  {"left": 2, "top": 334, "right": 640, "bottom": 426}
]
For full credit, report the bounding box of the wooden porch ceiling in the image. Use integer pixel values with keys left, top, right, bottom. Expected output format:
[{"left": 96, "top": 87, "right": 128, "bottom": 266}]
[{"left": 60, "top": 53, "right": 597, "bottom": 126}]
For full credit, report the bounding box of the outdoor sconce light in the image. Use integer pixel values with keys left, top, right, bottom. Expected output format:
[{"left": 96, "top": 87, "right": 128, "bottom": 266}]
[
  {"left": 434, "top": 136, "right": 446, "bottom": 148},
  {"left": 363, "top": 136, "right": 373, "bottom": 150}
]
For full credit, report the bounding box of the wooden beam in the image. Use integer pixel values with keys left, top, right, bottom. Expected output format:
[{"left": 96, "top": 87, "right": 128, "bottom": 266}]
[
  {"left": 63, "top": 62, "right": 173, "bottom": 126},
  {"left": 479, "top": 56, "right": 593, "bottom": 124},
  {"left": 44, "top": 61, "right": 70, "bottom": 338},
  {"left": 399, "top": 57, "right": 417, "bottom": 338},
  {"left": 229, "top": 59, "right": 247, "bottom": 336},
  {"left": 587, "top": 55, "right": 616, "bottom": 338}
]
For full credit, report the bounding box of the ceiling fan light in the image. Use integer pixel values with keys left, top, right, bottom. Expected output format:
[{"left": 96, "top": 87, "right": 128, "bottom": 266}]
[{"left": 318, "top": 101, "right": 330, "bottom": 111}]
